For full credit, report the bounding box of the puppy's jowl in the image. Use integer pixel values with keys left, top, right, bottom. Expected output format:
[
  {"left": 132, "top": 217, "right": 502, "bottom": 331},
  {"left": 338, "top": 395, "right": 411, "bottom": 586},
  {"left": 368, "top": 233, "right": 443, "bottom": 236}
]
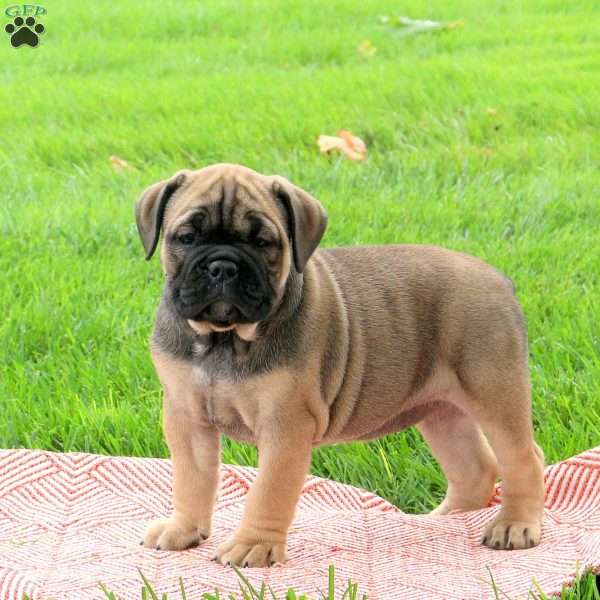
[{"left": 136, "top": 164, "right": 545, "bottom": 567}]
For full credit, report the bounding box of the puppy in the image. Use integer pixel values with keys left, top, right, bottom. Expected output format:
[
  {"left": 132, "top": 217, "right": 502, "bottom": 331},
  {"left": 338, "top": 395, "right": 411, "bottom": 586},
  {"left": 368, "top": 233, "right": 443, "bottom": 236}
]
[{"left": 136, "top": 164, "right": 545, "bottom": 567}]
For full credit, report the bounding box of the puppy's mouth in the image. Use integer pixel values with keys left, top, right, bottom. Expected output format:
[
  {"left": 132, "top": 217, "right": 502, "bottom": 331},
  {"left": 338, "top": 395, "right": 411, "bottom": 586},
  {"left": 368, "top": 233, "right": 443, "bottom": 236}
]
[
  {"left": 187, "top": 301, "right": 259, "bottom": 341},
  {"left": 197, "top": 300, "right": 240, "bottom": 330}
]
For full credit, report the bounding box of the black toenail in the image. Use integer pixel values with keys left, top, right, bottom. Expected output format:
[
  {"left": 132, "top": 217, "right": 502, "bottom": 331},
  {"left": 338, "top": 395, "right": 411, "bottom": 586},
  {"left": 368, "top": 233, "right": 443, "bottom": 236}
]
[
  {"left": 504, "top": 526, "right": 511, "bottom": 548},
  {"left": 242, "top": 562, "right": 248, "bottom": 568},
  {"left": 507, "top": 542, "right": 514, "bottom": 550},
  {"left": 482, "top": 536, "right": 487, "bottom": 544},
  {"left": 494, "top": 541, "right": 500, "bottom": 549},
  {"left": 139, "top": 540, "right": 143, "bottom": 545},
  {"left": 156, "top": 545, "right": 161, "bottom": 551}
]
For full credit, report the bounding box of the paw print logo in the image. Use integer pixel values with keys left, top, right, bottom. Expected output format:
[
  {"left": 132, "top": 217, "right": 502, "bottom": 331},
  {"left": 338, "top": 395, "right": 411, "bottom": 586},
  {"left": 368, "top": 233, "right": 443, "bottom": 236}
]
[{"left": 5, "top": 16, "right": 45, "bottom": 48}]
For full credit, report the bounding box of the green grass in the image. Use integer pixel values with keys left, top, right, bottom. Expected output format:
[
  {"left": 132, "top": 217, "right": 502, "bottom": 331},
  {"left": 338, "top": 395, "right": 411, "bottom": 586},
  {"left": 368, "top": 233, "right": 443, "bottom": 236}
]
[
  {"left": 23, "top": 567, "right": 600, "bottom": 600},
  {"left": 101, "top": 567, "right": 600, "bottom": 600},
  {"left": 1, "top": 0, "right": 599, "bottom": 597},
  {"left": 102, "top": 567, "right": 600, "bottom": 600}
]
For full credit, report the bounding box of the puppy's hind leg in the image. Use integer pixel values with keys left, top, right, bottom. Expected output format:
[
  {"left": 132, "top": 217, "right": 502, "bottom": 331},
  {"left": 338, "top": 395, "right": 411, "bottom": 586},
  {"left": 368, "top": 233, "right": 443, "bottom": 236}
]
[
  {"left": 417, "top": 402, "right": 498, "bottom": 515},
  {"left": 461, "top": 366, "right": 545, "bottom": 550}
]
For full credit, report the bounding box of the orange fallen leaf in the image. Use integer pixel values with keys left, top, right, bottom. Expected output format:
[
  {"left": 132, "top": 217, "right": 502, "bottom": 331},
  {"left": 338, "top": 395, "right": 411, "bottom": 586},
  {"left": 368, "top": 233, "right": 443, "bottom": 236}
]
[
  {"left": 317, "top": 130, "right": 367, "bottom": 161},
  {"left": 109, "top": 155, "right": 130, "bottom": 170},
  {"left": 357, "top": 39, "right": 376, "bottom": 58}
]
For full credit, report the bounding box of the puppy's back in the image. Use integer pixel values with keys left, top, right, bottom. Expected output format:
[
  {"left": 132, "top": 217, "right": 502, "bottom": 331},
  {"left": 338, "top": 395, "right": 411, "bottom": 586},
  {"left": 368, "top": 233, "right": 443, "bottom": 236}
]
[{"left": 311, "top": 245, "right": 526, "bottom": 440}]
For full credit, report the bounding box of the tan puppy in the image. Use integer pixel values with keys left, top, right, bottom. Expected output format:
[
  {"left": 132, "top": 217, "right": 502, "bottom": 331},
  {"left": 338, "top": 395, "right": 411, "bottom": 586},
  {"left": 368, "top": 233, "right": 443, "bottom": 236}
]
[{"left": 136, "top": 164, "right": 545, "bottom": 567}]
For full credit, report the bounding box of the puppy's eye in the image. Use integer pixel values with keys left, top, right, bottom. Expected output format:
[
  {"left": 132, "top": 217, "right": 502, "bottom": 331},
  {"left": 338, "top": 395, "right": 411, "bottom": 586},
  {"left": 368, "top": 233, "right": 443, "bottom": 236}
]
[
  {"left": 178, "top": 232, "right": 196, "bottom": 245},
  {"left": 255, "top": 238, "right": 271, "bottom": 248}
]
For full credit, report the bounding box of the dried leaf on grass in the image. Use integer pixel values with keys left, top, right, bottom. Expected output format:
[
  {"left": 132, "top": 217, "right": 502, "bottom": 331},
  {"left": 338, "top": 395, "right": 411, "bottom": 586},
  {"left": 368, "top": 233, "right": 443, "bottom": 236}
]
[
  {"left": 380, "top": 15, "right": 465, "bottom": 36},
  {"left": 357, "top": 39, "right": 376, "bottom": 58},
  {"left": 109, "top": 155, "right": 131, "bottom": 170},
  {"left": 317, "top": 130, "right": 367, "bottom": 161}
]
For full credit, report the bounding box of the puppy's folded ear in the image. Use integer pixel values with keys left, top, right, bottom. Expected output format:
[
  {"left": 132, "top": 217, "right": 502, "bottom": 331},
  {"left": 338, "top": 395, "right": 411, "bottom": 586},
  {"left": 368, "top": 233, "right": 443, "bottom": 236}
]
[
  {"left": 135, "top": 171, "right": 189, "bottom": 260},
  {"left": 271, "top": 176, "right": 328, "bottom": 273}
]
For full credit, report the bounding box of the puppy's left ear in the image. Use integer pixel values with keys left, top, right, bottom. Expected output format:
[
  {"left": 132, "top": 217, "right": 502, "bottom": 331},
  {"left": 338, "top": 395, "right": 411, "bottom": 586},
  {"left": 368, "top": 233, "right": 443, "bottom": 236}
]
[
  {"left": 135, "top": 171, "right": 189, "bottom": 260},
  {"left": 271, "top": 176, "right": 328, "bottom": 273}
]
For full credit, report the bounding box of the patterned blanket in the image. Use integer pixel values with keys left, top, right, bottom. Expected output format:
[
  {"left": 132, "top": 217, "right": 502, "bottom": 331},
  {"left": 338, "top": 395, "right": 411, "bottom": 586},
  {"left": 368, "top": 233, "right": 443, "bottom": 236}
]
[{"left": 0, "top": 447, "right": 598, "bottom": 599}]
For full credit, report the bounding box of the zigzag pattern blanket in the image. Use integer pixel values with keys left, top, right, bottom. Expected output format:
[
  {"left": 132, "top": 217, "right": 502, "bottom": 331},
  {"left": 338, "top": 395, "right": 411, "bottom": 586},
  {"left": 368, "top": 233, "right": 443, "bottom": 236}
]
[{"left": 0, "top": 448, "right": 598, "bottom": 599}]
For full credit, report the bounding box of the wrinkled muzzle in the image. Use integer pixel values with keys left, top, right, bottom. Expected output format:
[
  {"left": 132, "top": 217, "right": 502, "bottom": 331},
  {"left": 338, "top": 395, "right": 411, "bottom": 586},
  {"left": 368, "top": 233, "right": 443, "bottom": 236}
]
[{"left": 171, "top": 246, "right": 274, "bottom": 326}]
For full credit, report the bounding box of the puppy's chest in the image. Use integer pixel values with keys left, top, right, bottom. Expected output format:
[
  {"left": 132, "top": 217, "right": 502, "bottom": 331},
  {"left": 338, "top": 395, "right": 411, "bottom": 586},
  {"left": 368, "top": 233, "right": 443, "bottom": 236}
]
[{"left": 193, "top": 366, "right": 259, "bottom": 443}]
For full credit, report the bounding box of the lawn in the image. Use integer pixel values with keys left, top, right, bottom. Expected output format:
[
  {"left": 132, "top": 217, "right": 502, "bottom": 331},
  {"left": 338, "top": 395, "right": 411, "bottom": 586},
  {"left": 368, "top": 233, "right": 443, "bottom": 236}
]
[{"left": 1, "top": 0, "right": 599, "bottom": 597}]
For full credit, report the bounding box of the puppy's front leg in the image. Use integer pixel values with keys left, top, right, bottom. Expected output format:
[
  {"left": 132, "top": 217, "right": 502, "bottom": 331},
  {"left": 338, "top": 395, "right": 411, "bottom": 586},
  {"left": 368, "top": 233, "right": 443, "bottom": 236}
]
[
  {"left": 143, "top": 394, "right": 220, "bottom": 550},
  {"left": 215, "top": 414, "right": 315, "bottom": 567}
]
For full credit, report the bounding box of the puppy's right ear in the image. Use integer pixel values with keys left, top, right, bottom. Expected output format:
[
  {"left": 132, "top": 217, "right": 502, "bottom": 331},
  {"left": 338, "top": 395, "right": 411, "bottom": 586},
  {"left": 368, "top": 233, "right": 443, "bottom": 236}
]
[
  {"left": 271, "top": 176, "right": 328, "bottom": 273},
  {"left": 135, "top": 171, "right": 188, "bottom": 260}
]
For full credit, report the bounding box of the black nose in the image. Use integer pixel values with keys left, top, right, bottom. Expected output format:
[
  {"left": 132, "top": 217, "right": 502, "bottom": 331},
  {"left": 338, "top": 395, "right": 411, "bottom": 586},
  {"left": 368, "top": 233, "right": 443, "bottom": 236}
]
[{"left": 208, "top": 259, "right": 238, "bottom": 282}]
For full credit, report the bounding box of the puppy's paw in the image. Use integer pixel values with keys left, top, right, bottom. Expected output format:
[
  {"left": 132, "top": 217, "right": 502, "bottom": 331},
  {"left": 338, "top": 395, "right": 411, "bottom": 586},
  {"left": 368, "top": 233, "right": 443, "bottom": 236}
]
[
  {"left": 482, "top": 517, "right": 541, "bottom": 550},
  {"left": 215, "top": 535, "right": 286, "bottom": 567},
  {"left": 142, "top": 517, "right": 208, "bottom": 551}
]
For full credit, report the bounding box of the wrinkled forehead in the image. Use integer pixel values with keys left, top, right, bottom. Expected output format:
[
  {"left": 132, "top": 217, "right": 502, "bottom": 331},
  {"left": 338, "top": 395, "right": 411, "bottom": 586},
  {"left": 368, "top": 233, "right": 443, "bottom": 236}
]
[{"left": 164, "top": 167, "right": 282, "bottom": 233}]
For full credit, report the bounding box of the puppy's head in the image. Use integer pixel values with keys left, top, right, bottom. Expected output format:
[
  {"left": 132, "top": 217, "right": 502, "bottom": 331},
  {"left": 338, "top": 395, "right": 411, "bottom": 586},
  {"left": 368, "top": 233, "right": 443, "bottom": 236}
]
[{"left": 135, "top": 164, "right": 327, "bottom": 338}]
